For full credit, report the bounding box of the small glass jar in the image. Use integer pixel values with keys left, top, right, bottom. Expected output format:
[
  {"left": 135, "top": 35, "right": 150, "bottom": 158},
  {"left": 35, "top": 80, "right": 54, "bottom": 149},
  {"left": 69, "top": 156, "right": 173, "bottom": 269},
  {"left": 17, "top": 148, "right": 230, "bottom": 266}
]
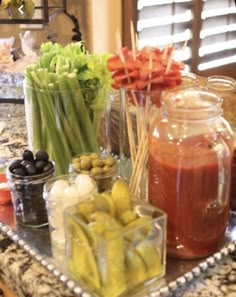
[
  {"left": 206, "top": 75, "right": 236, "bottom": 142},
  {"left": 148, "top": 87, "right": 233, "bottom": 259},
  {"left": 6, "top": 162, "right": 55, "bottom": 228},
  {"left": 43, "top": 174, "right": 98, "bottom": 265},
  {"left": 69, "top": 152, "right": 117, "bottom": 192},
  {"left": 180, "top": 71, "right": 199, "bottom": 87}
]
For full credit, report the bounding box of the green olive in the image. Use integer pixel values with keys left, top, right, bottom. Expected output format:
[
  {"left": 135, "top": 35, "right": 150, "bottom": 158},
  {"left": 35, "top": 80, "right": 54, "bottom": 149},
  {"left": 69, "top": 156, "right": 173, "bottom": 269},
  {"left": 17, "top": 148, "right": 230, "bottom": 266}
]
[
  {"left": 90, "top": 167, "right": 103, "bottom": 176},
  {"left": 103, "top": 165, "right": 113, "bottom": 175},
  {"left": 91, "top": 159, "right": 104, "bottom": 168},
  {"left": 72, "top": 157, "right": 80, "bottom": 164},
  {"left": 104, "top": 156, "right": 115, "bottom": 166},
  {"left": 79, "top": 155, "right": 91, "bottom": 162},
  {"left": 73, "top": 163, "right": 81, "bottom": 172},
  {"left": 80, "top": 159, "right": 92, "bottom": 171},
  {"left": 90, "top": 153, "right": 100, "bottom": 160}
]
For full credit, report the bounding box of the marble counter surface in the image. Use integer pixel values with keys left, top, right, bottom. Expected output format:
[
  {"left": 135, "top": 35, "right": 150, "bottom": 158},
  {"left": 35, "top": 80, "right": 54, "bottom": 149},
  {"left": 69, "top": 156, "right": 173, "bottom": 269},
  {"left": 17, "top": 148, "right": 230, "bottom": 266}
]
[{"left": 0, "top": 102, "right": 236, "bottom": 297}]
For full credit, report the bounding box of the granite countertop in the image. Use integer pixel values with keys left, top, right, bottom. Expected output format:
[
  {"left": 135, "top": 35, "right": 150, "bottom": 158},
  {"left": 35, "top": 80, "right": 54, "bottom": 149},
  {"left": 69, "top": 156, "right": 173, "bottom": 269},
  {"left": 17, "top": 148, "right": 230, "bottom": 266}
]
[{"left": 0, "top": 103, "right": 236, "bottom": 297}]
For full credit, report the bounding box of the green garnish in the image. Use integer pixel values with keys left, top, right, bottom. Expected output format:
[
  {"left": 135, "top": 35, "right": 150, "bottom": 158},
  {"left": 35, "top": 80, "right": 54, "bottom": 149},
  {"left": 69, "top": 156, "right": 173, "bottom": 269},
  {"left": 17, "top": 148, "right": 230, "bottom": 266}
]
[{"left": 24, "top": 41, "right": 112, "bottom": 175}]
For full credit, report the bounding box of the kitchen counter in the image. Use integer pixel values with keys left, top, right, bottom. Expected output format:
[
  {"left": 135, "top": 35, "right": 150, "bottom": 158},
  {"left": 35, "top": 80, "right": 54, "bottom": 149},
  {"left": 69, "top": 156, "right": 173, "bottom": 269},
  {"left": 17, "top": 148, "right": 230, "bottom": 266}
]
[{"left": 0, "top": 102, "right": 236, "bottom": 297}]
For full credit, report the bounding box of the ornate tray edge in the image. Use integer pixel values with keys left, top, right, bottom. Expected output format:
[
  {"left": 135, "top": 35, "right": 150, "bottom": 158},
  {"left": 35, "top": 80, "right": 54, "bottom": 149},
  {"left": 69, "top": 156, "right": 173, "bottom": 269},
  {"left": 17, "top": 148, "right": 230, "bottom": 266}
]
[{"left": 0, "top": 221, "right": 236, "bottom": 297}]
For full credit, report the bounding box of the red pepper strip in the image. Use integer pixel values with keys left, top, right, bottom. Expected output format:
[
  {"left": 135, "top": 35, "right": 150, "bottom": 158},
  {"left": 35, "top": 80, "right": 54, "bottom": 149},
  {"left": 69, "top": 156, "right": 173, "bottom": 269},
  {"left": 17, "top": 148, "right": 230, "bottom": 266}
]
[
  {"left": 112, "top": 69, "right": 139, "bottom": 82},
  {"left": 162, "top": 81, "right": 178, "bottom": 89},
  {"left": 135, "top": 76, "right": 165, "bottom": 90},
  {"left": 137, "top": 46, "right": 162, "bottom": 61},
  {"left": 111, "top": 80, "right": 137, "bottom": 90},
  {"left": 107, "top": 55, "right": 140, "bottom": 71},
  {"left": 139, "top": 62, "right": 164, "bottom": 80}
]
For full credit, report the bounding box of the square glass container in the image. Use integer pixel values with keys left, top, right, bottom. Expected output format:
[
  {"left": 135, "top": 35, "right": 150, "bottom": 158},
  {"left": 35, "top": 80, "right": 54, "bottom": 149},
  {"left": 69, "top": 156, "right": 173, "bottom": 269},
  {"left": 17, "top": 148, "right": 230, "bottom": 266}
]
[{"left": 64, "top": 197, "right": 167, "bottom": 297}]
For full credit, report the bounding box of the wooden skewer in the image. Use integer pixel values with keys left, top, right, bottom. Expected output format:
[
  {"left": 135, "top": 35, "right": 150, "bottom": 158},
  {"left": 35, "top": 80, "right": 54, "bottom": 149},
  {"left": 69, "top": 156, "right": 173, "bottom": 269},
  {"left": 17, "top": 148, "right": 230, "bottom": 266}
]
[
  {"left": 125, "top": 103, "right": 136, "bottom": 164},
  {"left": 178, "top": 39, "right": 188, "bottom": 62},
  {"left": 165, "top": 49, "right": 173, "bottom": 74},
  {"left": 116, "top": 28, "right": 139, "bottom": 169},
  {"left": 130, "top": 20, "right": 136, "bottom": 60}
]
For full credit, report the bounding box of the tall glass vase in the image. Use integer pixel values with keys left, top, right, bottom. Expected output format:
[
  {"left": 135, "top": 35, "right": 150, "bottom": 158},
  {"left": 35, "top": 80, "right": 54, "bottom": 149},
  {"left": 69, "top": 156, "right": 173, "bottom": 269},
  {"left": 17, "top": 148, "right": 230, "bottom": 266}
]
[
  {"left": 118, "top": 88, "right": 162, "bottom": 200},
  {"left": 23, "top": 81, "right": 111, "bottom": 175}
]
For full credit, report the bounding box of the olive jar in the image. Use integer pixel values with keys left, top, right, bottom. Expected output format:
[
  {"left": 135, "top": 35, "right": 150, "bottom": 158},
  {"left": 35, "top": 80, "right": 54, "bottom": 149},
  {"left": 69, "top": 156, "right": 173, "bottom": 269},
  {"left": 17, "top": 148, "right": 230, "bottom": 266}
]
[
  {"left": 7, "top": 162, "right": 55, "bottom": 227},
  {"left": 148, "top": 86, "right": 233, "bottom": 259}
]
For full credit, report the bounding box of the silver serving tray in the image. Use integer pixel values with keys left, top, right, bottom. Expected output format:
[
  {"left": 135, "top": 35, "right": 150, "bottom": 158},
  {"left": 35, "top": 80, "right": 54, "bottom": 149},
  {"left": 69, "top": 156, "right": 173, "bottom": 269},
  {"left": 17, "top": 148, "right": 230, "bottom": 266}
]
[{"left": 0, "top": 204, "right": 235, "bottom": 297}]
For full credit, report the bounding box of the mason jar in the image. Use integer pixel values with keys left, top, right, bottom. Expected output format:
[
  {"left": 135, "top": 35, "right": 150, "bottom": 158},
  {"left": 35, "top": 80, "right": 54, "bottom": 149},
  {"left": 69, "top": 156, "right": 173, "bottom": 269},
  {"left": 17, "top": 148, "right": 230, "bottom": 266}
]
[
  {"left": 7, "top": 162, "right": 55, "bottom": 227},
  {"left": 148, "top": 86, "right": 233, "bottom": 259}
]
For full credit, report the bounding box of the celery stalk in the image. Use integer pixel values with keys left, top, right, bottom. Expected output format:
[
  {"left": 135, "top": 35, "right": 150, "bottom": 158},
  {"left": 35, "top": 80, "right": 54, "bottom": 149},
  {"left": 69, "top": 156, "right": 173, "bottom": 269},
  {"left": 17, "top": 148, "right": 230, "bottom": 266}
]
[{"left": 24, "top": 41, "right": 113, "bottom": 175}]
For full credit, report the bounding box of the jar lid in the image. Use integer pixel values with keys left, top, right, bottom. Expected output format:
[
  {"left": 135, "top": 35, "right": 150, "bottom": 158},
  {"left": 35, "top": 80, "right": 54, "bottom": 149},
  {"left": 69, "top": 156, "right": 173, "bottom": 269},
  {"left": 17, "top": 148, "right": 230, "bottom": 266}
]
[{"left": 161, "top": 86, "right": 223, "bottom": 120}]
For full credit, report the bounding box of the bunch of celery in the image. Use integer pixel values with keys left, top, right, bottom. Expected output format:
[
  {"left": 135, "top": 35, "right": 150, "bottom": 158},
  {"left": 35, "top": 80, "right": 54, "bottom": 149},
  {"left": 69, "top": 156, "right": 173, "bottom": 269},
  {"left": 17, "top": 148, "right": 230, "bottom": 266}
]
[{"left": 24, "top": 41, "right": 112, "bottom": 175}]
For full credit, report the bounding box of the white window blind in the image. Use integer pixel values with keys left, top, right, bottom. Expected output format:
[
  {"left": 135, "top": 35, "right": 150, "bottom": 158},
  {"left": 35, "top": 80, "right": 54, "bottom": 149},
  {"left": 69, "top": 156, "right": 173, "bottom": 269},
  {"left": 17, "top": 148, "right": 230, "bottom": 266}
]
[
  {"left": 198, "top": 0, "right": 236, "bottom": 71},
  {"left": 136, "top": 0, "right": 236, "bottom": 76},
  {"left": 137, "top": 0, "right": 194, "bottom": 69}
]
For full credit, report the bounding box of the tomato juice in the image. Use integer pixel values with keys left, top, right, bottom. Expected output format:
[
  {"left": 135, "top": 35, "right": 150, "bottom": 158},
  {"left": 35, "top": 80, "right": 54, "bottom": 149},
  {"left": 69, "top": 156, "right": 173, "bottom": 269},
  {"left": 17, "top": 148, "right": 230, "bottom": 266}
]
[{"left": 148, "top": 133, "right": 232, "bottom": 259}]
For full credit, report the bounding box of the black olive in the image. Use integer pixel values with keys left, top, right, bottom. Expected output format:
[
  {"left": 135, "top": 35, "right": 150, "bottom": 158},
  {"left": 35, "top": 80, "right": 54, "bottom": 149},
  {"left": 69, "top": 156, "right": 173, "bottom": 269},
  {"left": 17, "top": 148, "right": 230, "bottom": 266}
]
[
  {"left": 9, "top": 160, "right": 22, "bottom": 172},
  {"left": 13, "top": 167, "right": 26, "bottom": 176},
  {"left": 21, "top": 160, "right": 34, "bottom": 168},
  {"left": 35, "top": 150, "right": 49, "bottom": 162},
  {"left": 22, "top": 149, "right": 34, "bottom": 161},
  {"left": 35, "top": 160, "right": 46, "bottom": 173},
  {"left": 42, "top": 161, "right": 54, "bottom": 173},
  {"left": 25, "top": 164, "right": 37, "bottom": 175}
]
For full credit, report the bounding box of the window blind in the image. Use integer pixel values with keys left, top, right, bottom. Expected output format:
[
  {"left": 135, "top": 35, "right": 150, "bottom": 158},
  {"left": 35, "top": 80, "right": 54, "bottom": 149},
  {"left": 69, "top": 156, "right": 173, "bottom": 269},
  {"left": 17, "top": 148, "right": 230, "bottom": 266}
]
[
  {"left": 135, "top": 0, "right": 236, "bottom": 76},
  {"left": 137, "top": 0, "right": 194, "bottom": 69},
  {"left": 198, "top": 0, "right": 236, "bottom": 72}
]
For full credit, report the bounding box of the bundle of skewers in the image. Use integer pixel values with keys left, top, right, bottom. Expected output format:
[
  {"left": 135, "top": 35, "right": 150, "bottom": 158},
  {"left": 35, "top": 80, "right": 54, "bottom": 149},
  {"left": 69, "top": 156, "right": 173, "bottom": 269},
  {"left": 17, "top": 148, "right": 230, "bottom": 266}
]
[{"left": 107, "top": 23, "right": 185, "bottom": 198}]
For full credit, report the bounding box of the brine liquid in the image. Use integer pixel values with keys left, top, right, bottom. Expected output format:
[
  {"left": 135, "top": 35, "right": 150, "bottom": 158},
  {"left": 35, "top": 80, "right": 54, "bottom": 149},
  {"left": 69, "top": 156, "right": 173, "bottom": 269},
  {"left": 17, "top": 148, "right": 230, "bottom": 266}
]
[{"left": 148, "top": 135, "right": 232, "bottom": 259}]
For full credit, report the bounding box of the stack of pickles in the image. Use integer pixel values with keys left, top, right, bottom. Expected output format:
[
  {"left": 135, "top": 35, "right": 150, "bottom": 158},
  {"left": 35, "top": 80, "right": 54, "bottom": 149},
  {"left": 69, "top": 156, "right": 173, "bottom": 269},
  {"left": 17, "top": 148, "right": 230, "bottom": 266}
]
[{"left": 64, "top": 178, "right": 166, "bottom": 297}]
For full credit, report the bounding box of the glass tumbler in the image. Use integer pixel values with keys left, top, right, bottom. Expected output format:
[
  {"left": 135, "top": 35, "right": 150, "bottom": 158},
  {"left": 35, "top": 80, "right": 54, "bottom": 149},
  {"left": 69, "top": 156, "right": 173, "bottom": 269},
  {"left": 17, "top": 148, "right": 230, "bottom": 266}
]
[
  {"left": 149, "top": 86, "right": 233, "bottom": 259},
  {"left": 43, "top": 174, "right": 97, "bottom": 266},
  {"left": 6, "top": 162, "right": 55, "bottom": 227}
]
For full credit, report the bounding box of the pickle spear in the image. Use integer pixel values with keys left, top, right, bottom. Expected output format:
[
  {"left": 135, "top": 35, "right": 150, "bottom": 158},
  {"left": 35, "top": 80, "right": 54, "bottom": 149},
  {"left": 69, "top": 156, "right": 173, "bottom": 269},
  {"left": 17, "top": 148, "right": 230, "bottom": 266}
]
[
  {"left": 102, "top": 229, "right": 127, "bottom": 297},
  {"left": 136, "top": 240, "right": 163, "bottom": 278},
  {"left": 125, "top": 242, "right": 147, "bottom": 285},
  {"left": 66, "top": 216, "right": 101, "bottom": 289},
  {"left": 111, "top": 178, "right": 131, "bottom": 217}
]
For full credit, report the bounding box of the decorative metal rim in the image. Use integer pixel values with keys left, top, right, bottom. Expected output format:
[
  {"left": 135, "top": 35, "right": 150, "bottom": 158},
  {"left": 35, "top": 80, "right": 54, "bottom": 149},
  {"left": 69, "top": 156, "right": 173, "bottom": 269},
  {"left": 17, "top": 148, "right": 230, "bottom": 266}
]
[{"left": 0, "top": 220, "right": 235, "bottom": 297}]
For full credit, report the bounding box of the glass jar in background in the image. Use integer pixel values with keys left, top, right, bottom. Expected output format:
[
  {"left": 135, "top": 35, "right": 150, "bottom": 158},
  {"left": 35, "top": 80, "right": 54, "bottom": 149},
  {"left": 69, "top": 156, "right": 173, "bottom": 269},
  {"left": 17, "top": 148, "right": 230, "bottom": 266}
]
[
  {"left": 206, "top": 76, "right": 236, "bottom": 211},
  {"left": 180, "top": 71, "right": 199, "bottom": 87},
  {"left": 148, "top": 87, "right": 233, "bottom": 259},
  {"left": 206, "top": 75, "right": 236, "bottom": 144}
]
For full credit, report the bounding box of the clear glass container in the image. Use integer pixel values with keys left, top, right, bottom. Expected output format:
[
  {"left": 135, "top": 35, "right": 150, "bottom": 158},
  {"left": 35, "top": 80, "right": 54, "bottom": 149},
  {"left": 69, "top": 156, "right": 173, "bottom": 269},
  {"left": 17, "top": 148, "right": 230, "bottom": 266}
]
[
  {"left": 148, "top": 86, "right": 233, "bottom": 259},
  {"left": 64, "top": 196, "right": 167, "bottom": 297},
  {"left": 69, "top": 152, "right": 117, "bottom": 193},
  {"left": 43, "top": 174, "right": 98, "bottom": 265},
  {"left": 6, "top": 161, "right": 55, "bottom": 227},
  {"left": 180, "top": 71, "right": 199, "bottom": 87},
  {"left": 206, "top": 75, "right": 236, "bottom": 143},
  {"left": 24, "top": 81, "right": 111, "bottom": 176}
]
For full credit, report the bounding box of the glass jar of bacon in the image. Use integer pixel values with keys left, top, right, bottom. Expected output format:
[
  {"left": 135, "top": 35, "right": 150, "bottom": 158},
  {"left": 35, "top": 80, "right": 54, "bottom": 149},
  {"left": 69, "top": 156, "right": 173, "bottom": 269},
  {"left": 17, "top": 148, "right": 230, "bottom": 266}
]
[{"left": 148, "top": 86, "right": 233, "bottom": 260}]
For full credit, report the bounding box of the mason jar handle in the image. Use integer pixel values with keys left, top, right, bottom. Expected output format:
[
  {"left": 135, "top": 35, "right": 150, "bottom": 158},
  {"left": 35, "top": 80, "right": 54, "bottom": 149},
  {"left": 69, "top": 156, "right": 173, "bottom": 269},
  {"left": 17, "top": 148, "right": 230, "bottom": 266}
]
[{"left": 213, "top": 137, "right": 231, "bottom": 207}]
